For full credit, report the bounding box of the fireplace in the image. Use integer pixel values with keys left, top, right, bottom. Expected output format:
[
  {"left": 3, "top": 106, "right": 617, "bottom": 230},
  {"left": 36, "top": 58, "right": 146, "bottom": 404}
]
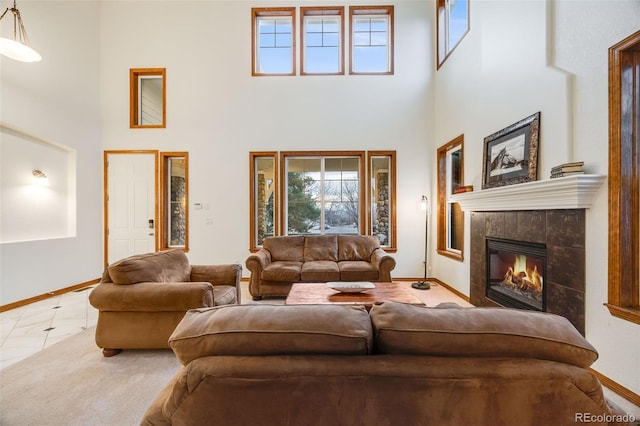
[
  {"left": 470, "top": 210, "right": 586, "bottom": 335},
  {"left": 486, "top": 238, "right": 546, "bottom": 312}
]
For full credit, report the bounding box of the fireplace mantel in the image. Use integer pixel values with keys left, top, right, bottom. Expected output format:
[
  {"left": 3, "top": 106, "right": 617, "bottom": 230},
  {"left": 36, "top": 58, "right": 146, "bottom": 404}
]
[{"left": 451, "top": 174, "right": 605, "bottom": 212}]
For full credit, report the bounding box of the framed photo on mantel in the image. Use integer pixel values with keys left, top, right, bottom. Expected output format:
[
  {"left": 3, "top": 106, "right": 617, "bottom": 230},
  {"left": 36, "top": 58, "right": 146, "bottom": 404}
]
[{"left": 481, "top": 112, "right": 540, "bottom": 189}]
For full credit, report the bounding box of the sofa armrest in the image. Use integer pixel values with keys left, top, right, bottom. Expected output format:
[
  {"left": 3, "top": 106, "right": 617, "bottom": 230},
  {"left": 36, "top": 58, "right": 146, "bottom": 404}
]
[
  {"left": 89, "top": 281, "right": 215, "bottom": 312},
  {"left": 370, "top": 248, "right": 396, "bottom": 281},
  {"left": 191, "top": 264, "right": 242, "bottom": 302},
  {"left": 245, "top": 249, "right": 272, "bottom": 271}
]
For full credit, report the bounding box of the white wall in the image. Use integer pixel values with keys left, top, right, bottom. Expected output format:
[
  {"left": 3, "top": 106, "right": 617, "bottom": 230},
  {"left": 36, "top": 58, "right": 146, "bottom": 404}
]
[
  {"left": 0, "top": 1, "right": 103, "bottom": 304},
  {"left": 433, "top": 0, "right": 640, "bottom": 394},
  {"left": 100, "top": 1, "right": 434, "bottom": 275}
]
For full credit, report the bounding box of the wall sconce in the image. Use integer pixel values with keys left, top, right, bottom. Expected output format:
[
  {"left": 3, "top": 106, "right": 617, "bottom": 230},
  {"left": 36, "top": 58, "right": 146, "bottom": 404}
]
[
  {"left": 32, "top": 169, "right": 48, "bottom": 185},
  {"left": 0, "top": 0, "right": 42, "bottom": 62}
]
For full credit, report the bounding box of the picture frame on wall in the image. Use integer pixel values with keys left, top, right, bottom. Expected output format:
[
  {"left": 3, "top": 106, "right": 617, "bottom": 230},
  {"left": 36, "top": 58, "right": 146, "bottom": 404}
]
[{"left": 481, "top": 112, "right": 540, "bottom": 189}]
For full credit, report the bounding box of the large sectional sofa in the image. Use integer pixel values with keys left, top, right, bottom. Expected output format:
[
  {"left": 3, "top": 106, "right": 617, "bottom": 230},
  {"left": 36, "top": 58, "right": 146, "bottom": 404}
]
[
  {"left": 142, "top": 302, "right": 629, "bottom": 425},
  {"left": 245, "top": 234, "right": 396, "bottom": 300}
]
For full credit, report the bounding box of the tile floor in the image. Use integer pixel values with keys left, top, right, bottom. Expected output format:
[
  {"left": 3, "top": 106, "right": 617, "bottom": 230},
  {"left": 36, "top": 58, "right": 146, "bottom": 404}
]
[{"left": 1, "top": 280, "right": 638, "bottom": 419}]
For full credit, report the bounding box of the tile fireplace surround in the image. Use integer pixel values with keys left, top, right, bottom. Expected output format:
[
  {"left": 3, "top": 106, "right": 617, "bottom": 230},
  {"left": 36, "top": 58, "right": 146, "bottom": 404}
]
[{"left": 453, "top": 175, "right": 606, "bottom": 336}]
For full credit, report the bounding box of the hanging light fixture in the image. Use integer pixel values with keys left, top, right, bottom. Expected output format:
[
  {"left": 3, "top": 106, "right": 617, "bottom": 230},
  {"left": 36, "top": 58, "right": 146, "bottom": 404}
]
[{"left": 0, "top": 0, "right": 41, "bottom": 62}]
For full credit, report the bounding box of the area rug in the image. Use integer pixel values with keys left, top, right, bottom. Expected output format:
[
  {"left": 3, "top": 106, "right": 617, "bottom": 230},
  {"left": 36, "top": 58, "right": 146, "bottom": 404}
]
[{"left": 0, "top": 326, "right": 181, "bottom": 425}]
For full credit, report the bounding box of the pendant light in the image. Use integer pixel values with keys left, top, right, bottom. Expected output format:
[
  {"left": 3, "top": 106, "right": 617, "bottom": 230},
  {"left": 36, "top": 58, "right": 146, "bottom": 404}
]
[{"left": 0, "top": 0, "right": 41, "bottom": 62}]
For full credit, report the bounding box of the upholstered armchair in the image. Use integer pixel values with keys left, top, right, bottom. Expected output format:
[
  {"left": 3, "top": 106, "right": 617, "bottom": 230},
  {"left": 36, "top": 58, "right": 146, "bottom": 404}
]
[{"left": 89, "top": 249, "right": 241, "bottom": 357}]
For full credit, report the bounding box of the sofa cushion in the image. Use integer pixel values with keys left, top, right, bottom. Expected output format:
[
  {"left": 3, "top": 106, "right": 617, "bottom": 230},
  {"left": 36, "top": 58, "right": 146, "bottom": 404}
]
[
  {"left": 370, "top": 302, "right": 598, "bottom": 368},
  {"left": 301, "top": 261, "right": 340, "bottom": 281},
  {"left": 212, "top": 286, "right": 237, "bottom": 306},
  {"left": 304, "top": 235, "right": 338, "bottom": 261},
  {"left": 262, "top": 261, "right": 302, "bottom": 282},
  {"left": 169, "top": 304, "right": 373, "bottom": 365},
  {"left": 264, "top": 236, "right": 304, "bottom": 262},
  {"left": 107, "top": 250, "right": 191, "bottom": 285},
  {"left": 338, "top": 235, "right": 380, "bottom": 261},
  {"left": 339, "top": 261, "right": 379, "bottom": 281}
]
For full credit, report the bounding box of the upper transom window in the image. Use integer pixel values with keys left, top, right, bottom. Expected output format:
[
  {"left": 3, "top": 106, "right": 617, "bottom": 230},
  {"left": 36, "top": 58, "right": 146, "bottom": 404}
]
[
  {"left": 350, "top": 6, "right": 394, "bottom": 75},
  {"left": 252, "top": 8, "right": 296, "bottom": 76},
  {"left": 301, "top": 7, "right": 345, "bottom": 75}
]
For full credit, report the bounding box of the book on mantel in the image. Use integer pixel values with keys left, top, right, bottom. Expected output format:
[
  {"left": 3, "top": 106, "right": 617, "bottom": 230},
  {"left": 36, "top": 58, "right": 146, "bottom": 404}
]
[
  {"left": 550, "top": 161, "right": 584, "bottom": 178},
  {"left": 453, "top": 185, "right": 474, "bottom": 194}
]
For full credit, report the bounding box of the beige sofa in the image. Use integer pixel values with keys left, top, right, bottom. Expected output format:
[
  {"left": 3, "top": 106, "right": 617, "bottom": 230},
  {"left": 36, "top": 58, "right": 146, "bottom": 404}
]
[
  {"left": 142, "top": 302, "right": 629, "bottom": 426},
  {"left": 245, "top": 235, "right": 396, "bottom": 300},
  {"left": 89, "top": 250, "right": 241, "bottom": 356}
]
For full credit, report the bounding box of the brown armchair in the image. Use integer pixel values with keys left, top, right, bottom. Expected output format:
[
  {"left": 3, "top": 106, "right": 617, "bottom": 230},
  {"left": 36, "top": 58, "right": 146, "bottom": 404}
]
[{"left": 89, "top": 250, "right": 241, "bottom": 357}]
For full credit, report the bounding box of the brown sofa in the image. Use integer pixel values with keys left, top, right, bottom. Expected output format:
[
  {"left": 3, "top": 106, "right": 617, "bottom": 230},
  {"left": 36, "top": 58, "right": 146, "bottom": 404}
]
[
  {"left": 245, "top": 235, "right": 396, "bottom": 300},
  {"left": 142, "top": 302, "right": 629, "bottom": 426},
  {"left": 89, "top": 250, "right": 241, "bottom": 357}
]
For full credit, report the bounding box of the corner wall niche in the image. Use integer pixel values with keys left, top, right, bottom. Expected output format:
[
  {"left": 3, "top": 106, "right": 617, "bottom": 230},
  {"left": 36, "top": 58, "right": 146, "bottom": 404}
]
[{"left": 0, "top": 124, "right": 77, "bottom": 243}]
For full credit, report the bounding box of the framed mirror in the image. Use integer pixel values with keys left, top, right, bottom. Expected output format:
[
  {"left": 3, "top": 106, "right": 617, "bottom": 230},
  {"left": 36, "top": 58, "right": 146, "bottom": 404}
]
[{"left": 130, "top": 68, "right": 166, "bottom": 128}]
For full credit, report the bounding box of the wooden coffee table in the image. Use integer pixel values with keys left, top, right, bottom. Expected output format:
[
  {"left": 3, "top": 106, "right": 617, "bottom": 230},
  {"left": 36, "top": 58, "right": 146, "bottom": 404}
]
[{"left": 285, "top": 282, "right": 425, "bottom": 310}]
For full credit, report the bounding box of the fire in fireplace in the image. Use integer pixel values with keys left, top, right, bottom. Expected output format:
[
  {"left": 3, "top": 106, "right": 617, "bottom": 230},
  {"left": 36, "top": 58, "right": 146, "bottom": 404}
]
[{"left": 486, "top": 238, "right": 546, "bottom": 311}]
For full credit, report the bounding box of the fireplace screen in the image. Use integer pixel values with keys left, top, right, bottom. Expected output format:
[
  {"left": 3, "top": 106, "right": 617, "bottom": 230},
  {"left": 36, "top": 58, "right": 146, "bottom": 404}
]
[{"left": 486, "top": 238, "right": 546, "bottom": 311}]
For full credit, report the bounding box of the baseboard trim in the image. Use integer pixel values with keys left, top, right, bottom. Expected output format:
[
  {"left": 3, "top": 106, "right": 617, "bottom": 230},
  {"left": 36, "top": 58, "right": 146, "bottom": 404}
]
[
  {"left": 590, "top": 368, "right": 640, "bottom": 407},
  {"left": 0, "top": 278, "right": 101, "bottom": 313}
]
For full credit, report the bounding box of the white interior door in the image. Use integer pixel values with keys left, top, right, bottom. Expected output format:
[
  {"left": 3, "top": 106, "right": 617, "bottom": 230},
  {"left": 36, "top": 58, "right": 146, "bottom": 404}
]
[{"left": 106, "top": 152, "right": 156, "bottom": 264}]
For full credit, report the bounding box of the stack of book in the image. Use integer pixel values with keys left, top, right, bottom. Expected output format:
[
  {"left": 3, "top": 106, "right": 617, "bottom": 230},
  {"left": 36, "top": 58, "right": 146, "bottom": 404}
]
[
  {"left": 453, "top": 185, "right": 474, "bottom": 194},
  {"left": 550, "top": 161, "right": 584, "bottom": 178}
]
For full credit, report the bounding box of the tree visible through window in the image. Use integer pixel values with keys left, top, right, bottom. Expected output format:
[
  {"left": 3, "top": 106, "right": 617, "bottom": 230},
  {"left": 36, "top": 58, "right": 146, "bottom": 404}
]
[{"left": 283, "top": 153, "right": 364, "bottom": 236}]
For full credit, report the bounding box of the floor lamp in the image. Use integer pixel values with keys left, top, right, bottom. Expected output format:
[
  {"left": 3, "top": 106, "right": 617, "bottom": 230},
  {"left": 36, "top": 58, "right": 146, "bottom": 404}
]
[{"left": 412, "top": 195, "right": 431, "bottom": 290}]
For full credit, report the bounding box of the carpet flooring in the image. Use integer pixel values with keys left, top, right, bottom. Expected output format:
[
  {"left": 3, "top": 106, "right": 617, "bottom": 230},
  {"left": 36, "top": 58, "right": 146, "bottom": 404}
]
[{"left": 0, "top": 326, "right": 181, "bottom": 425}]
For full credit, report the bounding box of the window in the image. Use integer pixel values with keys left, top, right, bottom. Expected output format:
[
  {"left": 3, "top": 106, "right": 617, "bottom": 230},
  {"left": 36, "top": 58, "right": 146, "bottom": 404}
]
[
  {"left": 368, "top": 151, "right": 396, "bottom": 251},
  {"left": 250, "top": 152, "right": 278, "bottom": 251},
  {"left": 159, "top": 152, "right": 188, "bottom": 251},
  {"left": 250, "top": 150, "right": 396, "bottom": 249},
  {"left": 301, "top": 7, "right": 344, "bottom": 75},
  {"left": 350, "top": 6, "right": 393, "bottom": 74},
  {"left": 436, "top": 0, "right": 469, "bottom": 69},
  {"left": 437, "top": 135, "right": 464, "bottom": 260},
  {"left": 252, "top": 8, "right": 296, "bottom": 76},
  {"left": 130, "top": 68, "right": 166, "bottom": 128},
  {"left": 606, "top": 30, "right": 640, "bottom": 324},
  {"left": 282, "top": 152, "right": 365, "bottom": 235}
]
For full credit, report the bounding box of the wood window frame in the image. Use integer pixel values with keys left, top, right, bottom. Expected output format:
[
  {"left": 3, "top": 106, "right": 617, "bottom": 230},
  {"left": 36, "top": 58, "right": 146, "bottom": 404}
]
[
  {"left": 300, "top": 6, "right": 345, "bottom": 76},
  {"left": 606, "top": 29, "right": 640, "bottom": 325},
  {"left": 249, "top": 151, "right": 279, "bottom": 252},
  {"left": 436, "top": 135, "right": 464, "bottom": 261},
  {"left": 367, "top": 150, "right": 397, "bottom": 252},
  {"left": 279, "top": 151, "right": 366, "bottom": 235},
  {"left": 349, "top": 5, "right": 394, "bottom": 75},
  {"left": 129, "top": 68, "right": 166, "bottom": 128},
  {"left": 252, "top": 7, "right": 296, "bottom": 76},
  {"left": 436, "top": 0, "right": 470, "bottom": 70},
  {"left": 159, "top": 152, "right": 189, "bottom": 252}
]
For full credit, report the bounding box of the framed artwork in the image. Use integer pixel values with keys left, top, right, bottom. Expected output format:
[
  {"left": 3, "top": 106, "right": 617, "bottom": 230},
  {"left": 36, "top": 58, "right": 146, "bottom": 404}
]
[{"left": 482, "top": 112, "right": 540, "bottom": 189}]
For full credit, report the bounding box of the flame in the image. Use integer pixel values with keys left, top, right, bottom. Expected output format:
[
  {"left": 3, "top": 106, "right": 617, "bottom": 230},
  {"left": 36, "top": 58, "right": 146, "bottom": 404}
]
[{"left": 503, "top": 254, "right": 543, "bottom": 293}]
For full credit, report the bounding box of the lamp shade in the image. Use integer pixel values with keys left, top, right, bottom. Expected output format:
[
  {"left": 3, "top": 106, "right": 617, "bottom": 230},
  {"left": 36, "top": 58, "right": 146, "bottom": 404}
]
[{"left": 0, "top": 36, "right": 41, "bottom": 62}]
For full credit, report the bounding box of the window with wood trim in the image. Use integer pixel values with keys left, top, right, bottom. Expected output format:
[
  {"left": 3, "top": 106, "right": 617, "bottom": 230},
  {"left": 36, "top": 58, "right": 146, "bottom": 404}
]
[
  {"left": 436, "top": 0, "right": 469, "bottom": 69},
  {"left": 250, "top": 150, "right": 396, "bottom": 250},
  {"left": 252, "top": 8, "right": 296, "bottom": 76},
  {"left": 130, "top": 68, "right": 166, "bottom": 128},
  {"left": 606, "top": 29, "right": 640, "bottom": 325},
  {"left": 301, "top": 7, "right": 344, "bottom": 75},
  {"left": 250, "top": 152, "right": 278, "bottom": 251},
  {"left": 437, "top": 135, "right": 464, "bottom": 261},
  {"left": 350, "top": 6, "right": 394, "bottom": 75},
  {"left": 159, "top": 152, "right": 188, "bottom": 251},
  {"left": 368, "top": 151, "right": 397, "bottom": 251},
  {"left": 281, "top": 152, "right": 365, "bottom": 236}
]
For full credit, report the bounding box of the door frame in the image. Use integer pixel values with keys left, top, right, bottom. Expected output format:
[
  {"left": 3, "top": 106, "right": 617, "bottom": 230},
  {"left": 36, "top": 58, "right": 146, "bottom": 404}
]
[{"left": 103, "top": 150, "right": 159, "bottom": 267}]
